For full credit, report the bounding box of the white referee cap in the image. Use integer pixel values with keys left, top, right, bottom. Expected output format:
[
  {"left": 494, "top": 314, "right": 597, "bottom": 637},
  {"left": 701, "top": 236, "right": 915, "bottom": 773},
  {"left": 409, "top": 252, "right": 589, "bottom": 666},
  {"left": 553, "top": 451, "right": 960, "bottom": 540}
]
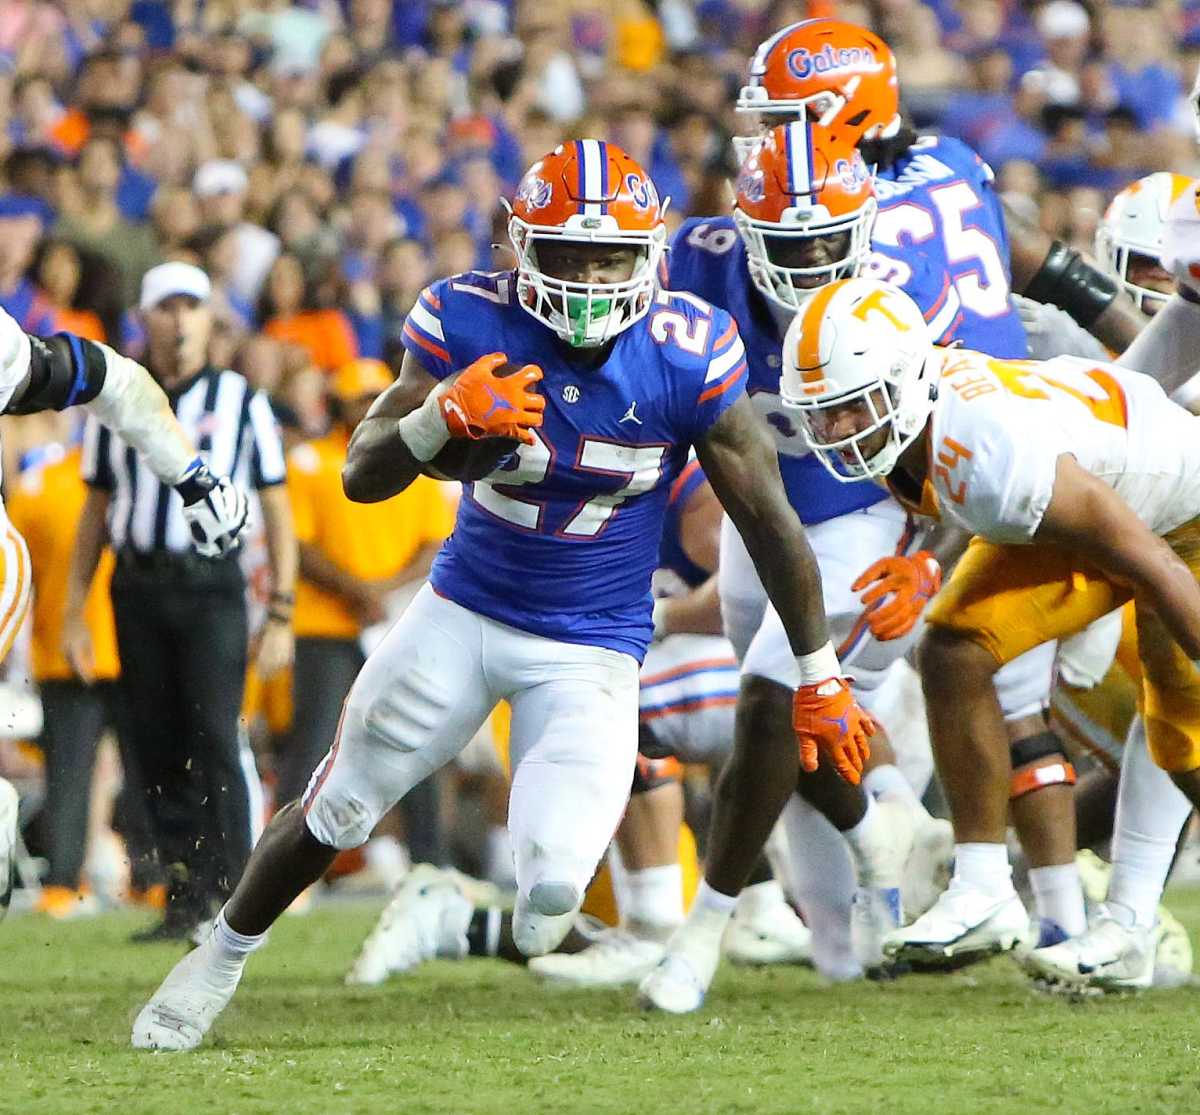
[{"left": 140, "top": 261, "right": 212, "bottom": 310}]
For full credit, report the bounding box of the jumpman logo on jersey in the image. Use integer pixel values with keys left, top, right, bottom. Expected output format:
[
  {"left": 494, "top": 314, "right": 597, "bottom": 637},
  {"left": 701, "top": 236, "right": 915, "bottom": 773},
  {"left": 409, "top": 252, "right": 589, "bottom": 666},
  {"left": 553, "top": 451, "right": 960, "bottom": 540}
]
[{"left": 619, "top": 401, "right": 642, "bottom": 425}]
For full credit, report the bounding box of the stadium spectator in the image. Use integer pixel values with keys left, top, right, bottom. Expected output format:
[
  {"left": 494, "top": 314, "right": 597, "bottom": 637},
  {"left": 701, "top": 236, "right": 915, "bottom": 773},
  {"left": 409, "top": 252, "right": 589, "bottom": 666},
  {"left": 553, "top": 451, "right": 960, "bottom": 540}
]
[
  {"left": 57, "top": 135, "right": 160, "bottom": 306},
  {"left": 260, "top": 251, "right": 358, "bottom": 373},
  {"left": 193, "top": 158, "right": 280, "bottom": 304}
]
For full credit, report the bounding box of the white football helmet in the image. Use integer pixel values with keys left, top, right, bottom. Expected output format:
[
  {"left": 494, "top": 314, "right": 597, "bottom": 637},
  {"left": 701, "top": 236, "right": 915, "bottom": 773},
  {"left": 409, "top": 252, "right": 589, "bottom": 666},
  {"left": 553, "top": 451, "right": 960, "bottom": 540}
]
[
  {"left": 1094, "top": 172, "right": 1195, "bottom": 314},
  {"left": 781, "top": 277, "right": 935, "bottom": 482}
]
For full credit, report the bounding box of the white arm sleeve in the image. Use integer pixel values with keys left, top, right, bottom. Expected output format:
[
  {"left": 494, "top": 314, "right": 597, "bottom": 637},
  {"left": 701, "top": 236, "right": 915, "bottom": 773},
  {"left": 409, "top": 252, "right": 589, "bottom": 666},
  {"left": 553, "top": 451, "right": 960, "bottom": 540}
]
[
  {"left": 0, "top": 308, "right": 31, "bottom": 412},
  {"left": 1117, "top": 294, "right": 1200, "bottom": 398},
  {"left": 83, "top": 344, "right": 198, "bottom": 486}
]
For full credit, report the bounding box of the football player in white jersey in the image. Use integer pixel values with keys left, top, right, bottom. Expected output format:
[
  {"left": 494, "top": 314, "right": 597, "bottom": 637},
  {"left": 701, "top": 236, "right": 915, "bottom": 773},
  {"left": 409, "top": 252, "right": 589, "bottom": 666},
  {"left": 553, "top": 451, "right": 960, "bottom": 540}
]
[
  {"left": 0, "top": 305, "right": 247, "bottom": 921},
  {"left": 777, "top": 276, "right": 1200, "bottom": 973}
]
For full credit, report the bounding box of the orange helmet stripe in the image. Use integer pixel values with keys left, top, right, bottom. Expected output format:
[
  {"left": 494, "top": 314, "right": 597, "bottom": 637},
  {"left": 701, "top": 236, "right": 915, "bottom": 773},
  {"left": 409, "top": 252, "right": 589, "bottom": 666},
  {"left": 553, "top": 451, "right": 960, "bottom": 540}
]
[{"left": 795, "top": 280, "right": 845, "bottom": 376}]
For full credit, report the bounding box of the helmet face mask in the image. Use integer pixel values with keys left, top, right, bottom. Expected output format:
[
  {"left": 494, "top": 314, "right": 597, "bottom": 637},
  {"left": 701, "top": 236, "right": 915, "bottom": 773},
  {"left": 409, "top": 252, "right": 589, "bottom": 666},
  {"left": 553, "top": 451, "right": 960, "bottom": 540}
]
[
  {"left": 794, "top": 377, "right": 919, "bottom": 481},
  {"left": 508, "top": 140, "right": 667, "bottom": 348},
  {"left": 733, "top": 122, "right": 877, "bottom": 313}
]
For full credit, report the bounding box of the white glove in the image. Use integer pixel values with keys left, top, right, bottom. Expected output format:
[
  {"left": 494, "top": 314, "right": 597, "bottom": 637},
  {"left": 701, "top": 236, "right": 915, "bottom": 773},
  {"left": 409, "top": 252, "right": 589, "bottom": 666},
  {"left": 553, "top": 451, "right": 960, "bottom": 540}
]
[
  {"left": 176, "top": 460, "right": 249, "bottom": 558},
  {"left": 1013, "top": 295, "right": 1110, "bottom": 361}
]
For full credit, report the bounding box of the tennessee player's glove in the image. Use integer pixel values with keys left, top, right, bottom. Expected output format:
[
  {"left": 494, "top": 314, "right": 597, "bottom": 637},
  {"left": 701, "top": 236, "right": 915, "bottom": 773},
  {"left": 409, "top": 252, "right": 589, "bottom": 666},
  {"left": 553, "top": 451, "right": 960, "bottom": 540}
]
[
  {"left": 794, "top": 676, "right": 877, "bottom": 785},
  {"left": 851, "top": 550, "right": 941, "bottom": 642},
  {"left": 441, "top": 352, "right": 545, "bottom": 444},
  {"left": 175, "top": 459, "right": 249, "bottom": 558}
]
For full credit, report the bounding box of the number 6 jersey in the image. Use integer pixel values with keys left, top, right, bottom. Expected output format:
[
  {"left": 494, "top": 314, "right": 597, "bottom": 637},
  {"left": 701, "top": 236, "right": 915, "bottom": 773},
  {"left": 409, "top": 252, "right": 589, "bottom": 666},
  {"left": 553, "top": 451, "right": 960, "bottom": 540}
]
[{"left": 401, "top": 270, "right": 747, "bottom": 659}]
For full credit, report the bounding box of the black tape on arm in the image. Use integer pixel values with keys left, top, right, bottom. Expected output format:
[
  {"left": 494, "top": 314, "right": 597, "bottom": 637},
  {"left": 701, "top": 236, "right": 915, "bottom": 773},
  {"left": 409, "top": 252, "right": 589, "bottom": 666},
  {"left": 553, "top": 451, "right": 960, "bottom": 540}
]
[{"left": 1024, "top": 240, "right": 1119, "bottom": 328}]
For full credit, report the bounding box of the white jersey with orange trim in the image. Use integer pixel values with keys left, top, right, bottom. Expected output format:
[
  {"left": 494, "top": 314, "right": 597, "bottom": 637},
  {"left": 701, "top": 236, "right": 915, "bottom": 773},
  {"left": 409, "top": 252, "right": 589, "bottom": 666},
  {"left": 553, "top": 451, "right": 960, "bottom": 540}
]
[
  {"left": 0, "top": 311, "right": 34, "bottom": 660},
  {"left": 925, "top": 350, "right": 1200, "bottom": 541}
]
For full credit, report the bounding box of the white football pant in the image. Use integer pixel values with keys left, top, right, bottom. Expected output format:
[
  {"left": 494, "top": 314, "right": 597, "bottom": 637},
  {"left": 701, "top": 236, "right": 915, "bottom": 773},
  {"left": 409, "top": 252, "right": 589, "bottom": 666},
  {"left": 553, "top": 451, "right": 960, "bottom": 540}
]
[{"left": 303, "top": 584, "right": 640, "bottom": 956}]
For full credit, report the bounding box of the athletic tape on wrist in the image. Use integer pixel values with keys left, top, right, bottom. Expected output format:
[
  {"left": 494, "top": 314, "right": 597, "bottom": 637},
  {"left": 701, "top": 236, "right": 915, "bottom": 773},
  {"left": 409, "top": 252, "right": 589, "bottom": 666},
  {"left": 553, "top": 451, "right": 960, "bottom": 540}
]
[
  {"left": 396, "top": 385, "right": 451, "bottom": 462},
  {"left": 795, "top": 640, "right": 841, "bottom": 686}
]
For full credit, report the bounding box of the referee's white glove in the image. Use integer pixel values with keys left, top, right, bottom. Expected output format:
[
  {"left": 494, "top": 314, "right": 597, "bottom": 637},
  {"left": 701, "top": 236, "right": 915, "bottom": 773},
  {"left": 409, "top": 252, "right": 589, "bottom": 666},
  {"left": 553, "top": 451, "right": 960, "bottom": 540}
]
[{"left": 175, "top": 459, "right": 249, "bottom": 558}]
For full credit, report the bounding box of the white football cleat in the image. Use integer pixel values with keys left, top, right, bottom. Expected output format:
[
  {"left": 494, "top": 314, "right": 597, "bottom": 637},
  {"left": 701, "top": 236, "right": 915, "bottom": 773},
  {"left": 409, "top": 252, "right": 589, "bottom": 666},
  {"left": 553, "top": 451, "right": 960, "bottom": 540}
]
[
  {"left": 1022, "top": 907, "right": 1156, "bottom": 991},
  {"left": 131, "top": 938, "right": 243, "bottom": 1051},
  {"left": 529, "top": 929, "right": 665, "bottom": 987},
  {"left": 345, "top": 864, "right": 472, "bottom": 986},
  {"left": 638, "top": 922, "right": 723, "bottom": 1014},
  {"left": 1153, "top": 907, "right": 1195, "bottom": 988},
  {"left": 0, "top": 779, "right": 17, "bottom": 922},
  {"left": 882, "top": 881, "right": 1029, "bottom": 966},
  {"left": 851, "top": 886, "right": 903, "bottom": 976},
  {"left": 724, "top": 880, "right": 812, "bottom": 966},
  {"left": 902, "top": 816, "right": 954, "bottom": 921}
]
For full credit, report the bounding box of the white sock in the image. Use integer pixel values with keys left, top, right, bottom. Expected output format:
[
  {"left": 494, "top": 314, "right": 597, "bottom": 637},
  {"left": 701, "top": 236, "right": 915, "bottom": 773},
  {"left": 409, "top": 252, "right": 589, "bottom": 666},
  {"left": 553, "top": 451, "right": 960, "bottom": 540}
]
[
  {"left": 779, "top": 795, "right": 859, "bottom": 981},
  {"left": 1028, "top": 863, "right": 1087, "bottom": 936},
  {"left": 212, "top": 909, "right": 266, "bottom": 976},
  {"left": 736, "top": 878, "right": 785, "bottom": 918},
  {"left": 624, "top": 864, "right": 684, "bottom": 938},
  {"left": 843, "top": 794, "right": 893, "bottom": 885},
  {"left": 1107, "top": 718, "right": 1192, "bottom": 927},
  {"left": 952, "top": 842, "right": 1014, "bottom": 895},
  {"left": 684, "top": 879, "right": 737, "bottom": 941}
]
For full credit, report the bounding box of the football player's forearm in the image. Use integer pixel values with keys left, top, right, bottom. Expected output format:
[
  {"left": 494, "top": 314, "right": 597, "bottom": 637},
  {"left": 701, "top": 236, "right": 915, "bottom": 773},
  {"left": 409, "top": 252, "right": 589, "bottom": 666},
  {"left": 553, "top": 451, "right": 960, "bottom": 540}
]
[
  {"left": 1088, "top": 298, "right": 1143, "bottom": 353},
  {"left": 1118, "top": 294, "right": 1200, "bottom": 397},
  {"left": 83, "top": 343, "right": 197, "bottom": 484},
  {"left": 342, "top": 417, "right": 424, "bottom": 502},
  {"left": 741, "top": 502, "right": 829, "bottom": 656}
]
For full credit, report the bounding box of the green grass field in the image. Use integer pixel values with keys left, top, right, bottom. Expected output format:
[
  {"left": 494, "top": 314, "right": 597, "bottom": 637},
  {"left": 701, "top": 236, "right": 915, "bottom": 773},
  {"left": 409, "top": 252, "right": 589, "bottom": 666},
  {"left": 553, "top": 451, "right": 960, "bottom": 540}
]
[{"left": 5, "top": 891, "right": 1200, "bottom": 1115}]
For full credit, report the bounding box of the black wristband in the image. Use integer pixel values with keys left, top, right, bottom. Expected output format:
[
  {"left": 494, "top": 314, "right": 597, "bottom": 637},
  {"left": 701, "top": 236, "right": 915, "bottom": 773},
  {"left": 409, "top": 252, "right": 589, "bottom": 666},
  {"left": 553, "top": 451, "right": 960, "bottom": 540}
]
[
  {"left": 1024, "top": 240, "right": 1119, "bottom": 328},
  {"left": 266, "top": 609, "right": 292, "bottom": 624},
  {"left": 270, "top": 590, "right": 296, "bottom": 604}
]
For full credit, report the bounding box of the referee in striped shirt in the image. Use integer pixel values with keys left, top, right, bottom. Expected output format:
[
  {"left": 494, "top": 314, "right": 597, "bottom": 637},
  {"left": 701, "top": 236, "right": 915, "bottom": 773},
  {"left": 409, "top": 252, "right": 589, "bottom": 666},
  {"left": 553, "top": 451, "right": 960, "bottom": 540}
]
[{"left": 63, "top": 262, "right": 297, "bottom": 940}]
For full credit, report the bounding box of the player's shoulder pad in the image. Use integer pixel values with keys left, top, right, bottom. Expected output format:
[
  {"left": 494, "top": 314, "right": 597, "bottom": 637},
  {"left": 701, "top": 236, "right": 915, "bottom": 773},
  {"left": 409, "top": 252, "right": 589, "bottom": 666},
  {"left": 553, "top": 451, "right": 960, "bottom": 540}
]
[
  {"left": 934, "top": 355, "right": 1050, "bottom": 539},
  {"left": 648, "top": 287, "right": 729, "bottom": 365},
  {"left": 921, "top": 134, "right": 995, "bottom": 184}
]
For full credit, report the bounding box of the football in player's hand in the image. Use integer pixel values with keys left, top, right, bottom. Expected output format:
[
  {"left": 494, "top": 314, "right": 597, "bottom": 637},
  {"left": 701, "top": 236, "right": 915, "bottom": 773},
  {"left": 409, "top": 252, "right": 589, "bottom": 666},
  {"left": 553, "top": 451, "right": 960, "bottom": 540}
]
[{"left": 425, "top": 361, "right": 527, "bottom": 482}]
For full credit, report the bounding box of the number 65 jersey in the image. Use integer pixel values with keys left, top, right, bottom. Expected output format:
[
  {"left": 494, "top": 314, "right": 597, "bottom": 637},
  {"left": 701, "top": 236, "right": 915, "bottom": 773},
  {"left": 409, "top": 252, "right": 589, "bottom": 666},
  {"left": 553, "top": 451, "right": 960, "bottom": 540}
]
[{"left": 401, "top": 270, "right": 747, "bottom": 660}]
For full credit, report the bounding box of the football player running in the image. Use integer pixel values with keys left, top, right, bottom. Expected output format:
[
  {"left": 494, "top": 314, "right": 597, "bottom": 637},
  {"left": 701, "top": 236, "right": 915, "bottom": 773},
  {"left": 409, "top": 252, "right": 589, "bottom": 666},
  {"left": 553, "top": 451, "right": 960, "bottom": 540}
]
[
  {"left": 0, "top": 306, "right": 247, "bottom": 921},
  {"left": 777, "top": 276, "right": 1200, "bottom": 974},
  {"left": 131, "top": 141, "right": 871, "bottom": 1051}
]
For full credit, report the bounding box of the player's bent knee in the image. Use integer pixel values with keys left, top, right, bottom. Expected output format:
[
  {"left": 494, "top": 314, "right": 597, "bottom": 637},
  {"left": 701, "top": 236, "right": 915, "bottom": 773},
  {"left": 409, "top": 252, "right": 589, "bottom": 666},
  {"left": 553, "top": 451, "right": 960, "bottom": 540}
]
[
  {"left": 529, "top": 880, "right": 580, "bottom": 917},
  {"left": 303, "top": 789, "right": 376, "bottom": 850}
]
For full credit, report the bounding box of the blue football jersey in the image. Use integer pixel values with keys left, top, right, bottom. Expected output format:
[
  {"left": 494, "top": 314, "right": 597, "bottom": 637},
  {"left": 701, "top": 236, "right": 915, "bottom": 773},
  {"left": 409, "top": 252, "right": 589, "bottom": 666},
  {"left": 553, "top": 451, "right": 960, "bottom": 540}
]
[
  {"left": 868, "top": 135, "right": 1029, "bottom": 360},
  {"left": 657, "top": 458, "right": 711, "bottom": 592},
  {"left": 669, "top": 220, "right": 905, "bottom": 525},
  {"left": 401, "top": 271, "right": 747, "bottom": 660}
]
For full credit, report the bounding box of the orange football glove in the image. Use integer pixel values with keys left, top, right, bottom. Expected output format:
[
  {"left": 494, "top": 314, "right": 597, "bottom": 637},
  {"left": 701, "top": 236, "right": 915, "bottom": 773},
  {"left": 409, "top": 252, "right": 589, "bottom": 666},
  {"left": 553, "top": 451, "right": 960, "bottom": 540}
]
[
  {"left": 851, "top": 550, "right": 941, "bottom": 641},
  {"left": 794, "top": 677, "right": 877, "bottom": 785},
  {"left": 440, "top": 352, "right": 545, "bottom": 444}
]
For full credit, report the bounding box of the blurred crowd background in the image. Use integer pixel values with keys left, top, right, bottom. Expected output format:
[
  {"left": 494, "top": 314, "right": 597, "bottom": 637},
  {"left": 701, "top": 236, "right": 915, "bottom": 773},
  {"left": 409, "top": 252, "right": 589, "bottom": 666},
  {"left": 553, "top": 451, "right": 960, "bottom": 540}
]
[{"left": 1, "top": 0, "right": 1198, "bottom": 917}]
